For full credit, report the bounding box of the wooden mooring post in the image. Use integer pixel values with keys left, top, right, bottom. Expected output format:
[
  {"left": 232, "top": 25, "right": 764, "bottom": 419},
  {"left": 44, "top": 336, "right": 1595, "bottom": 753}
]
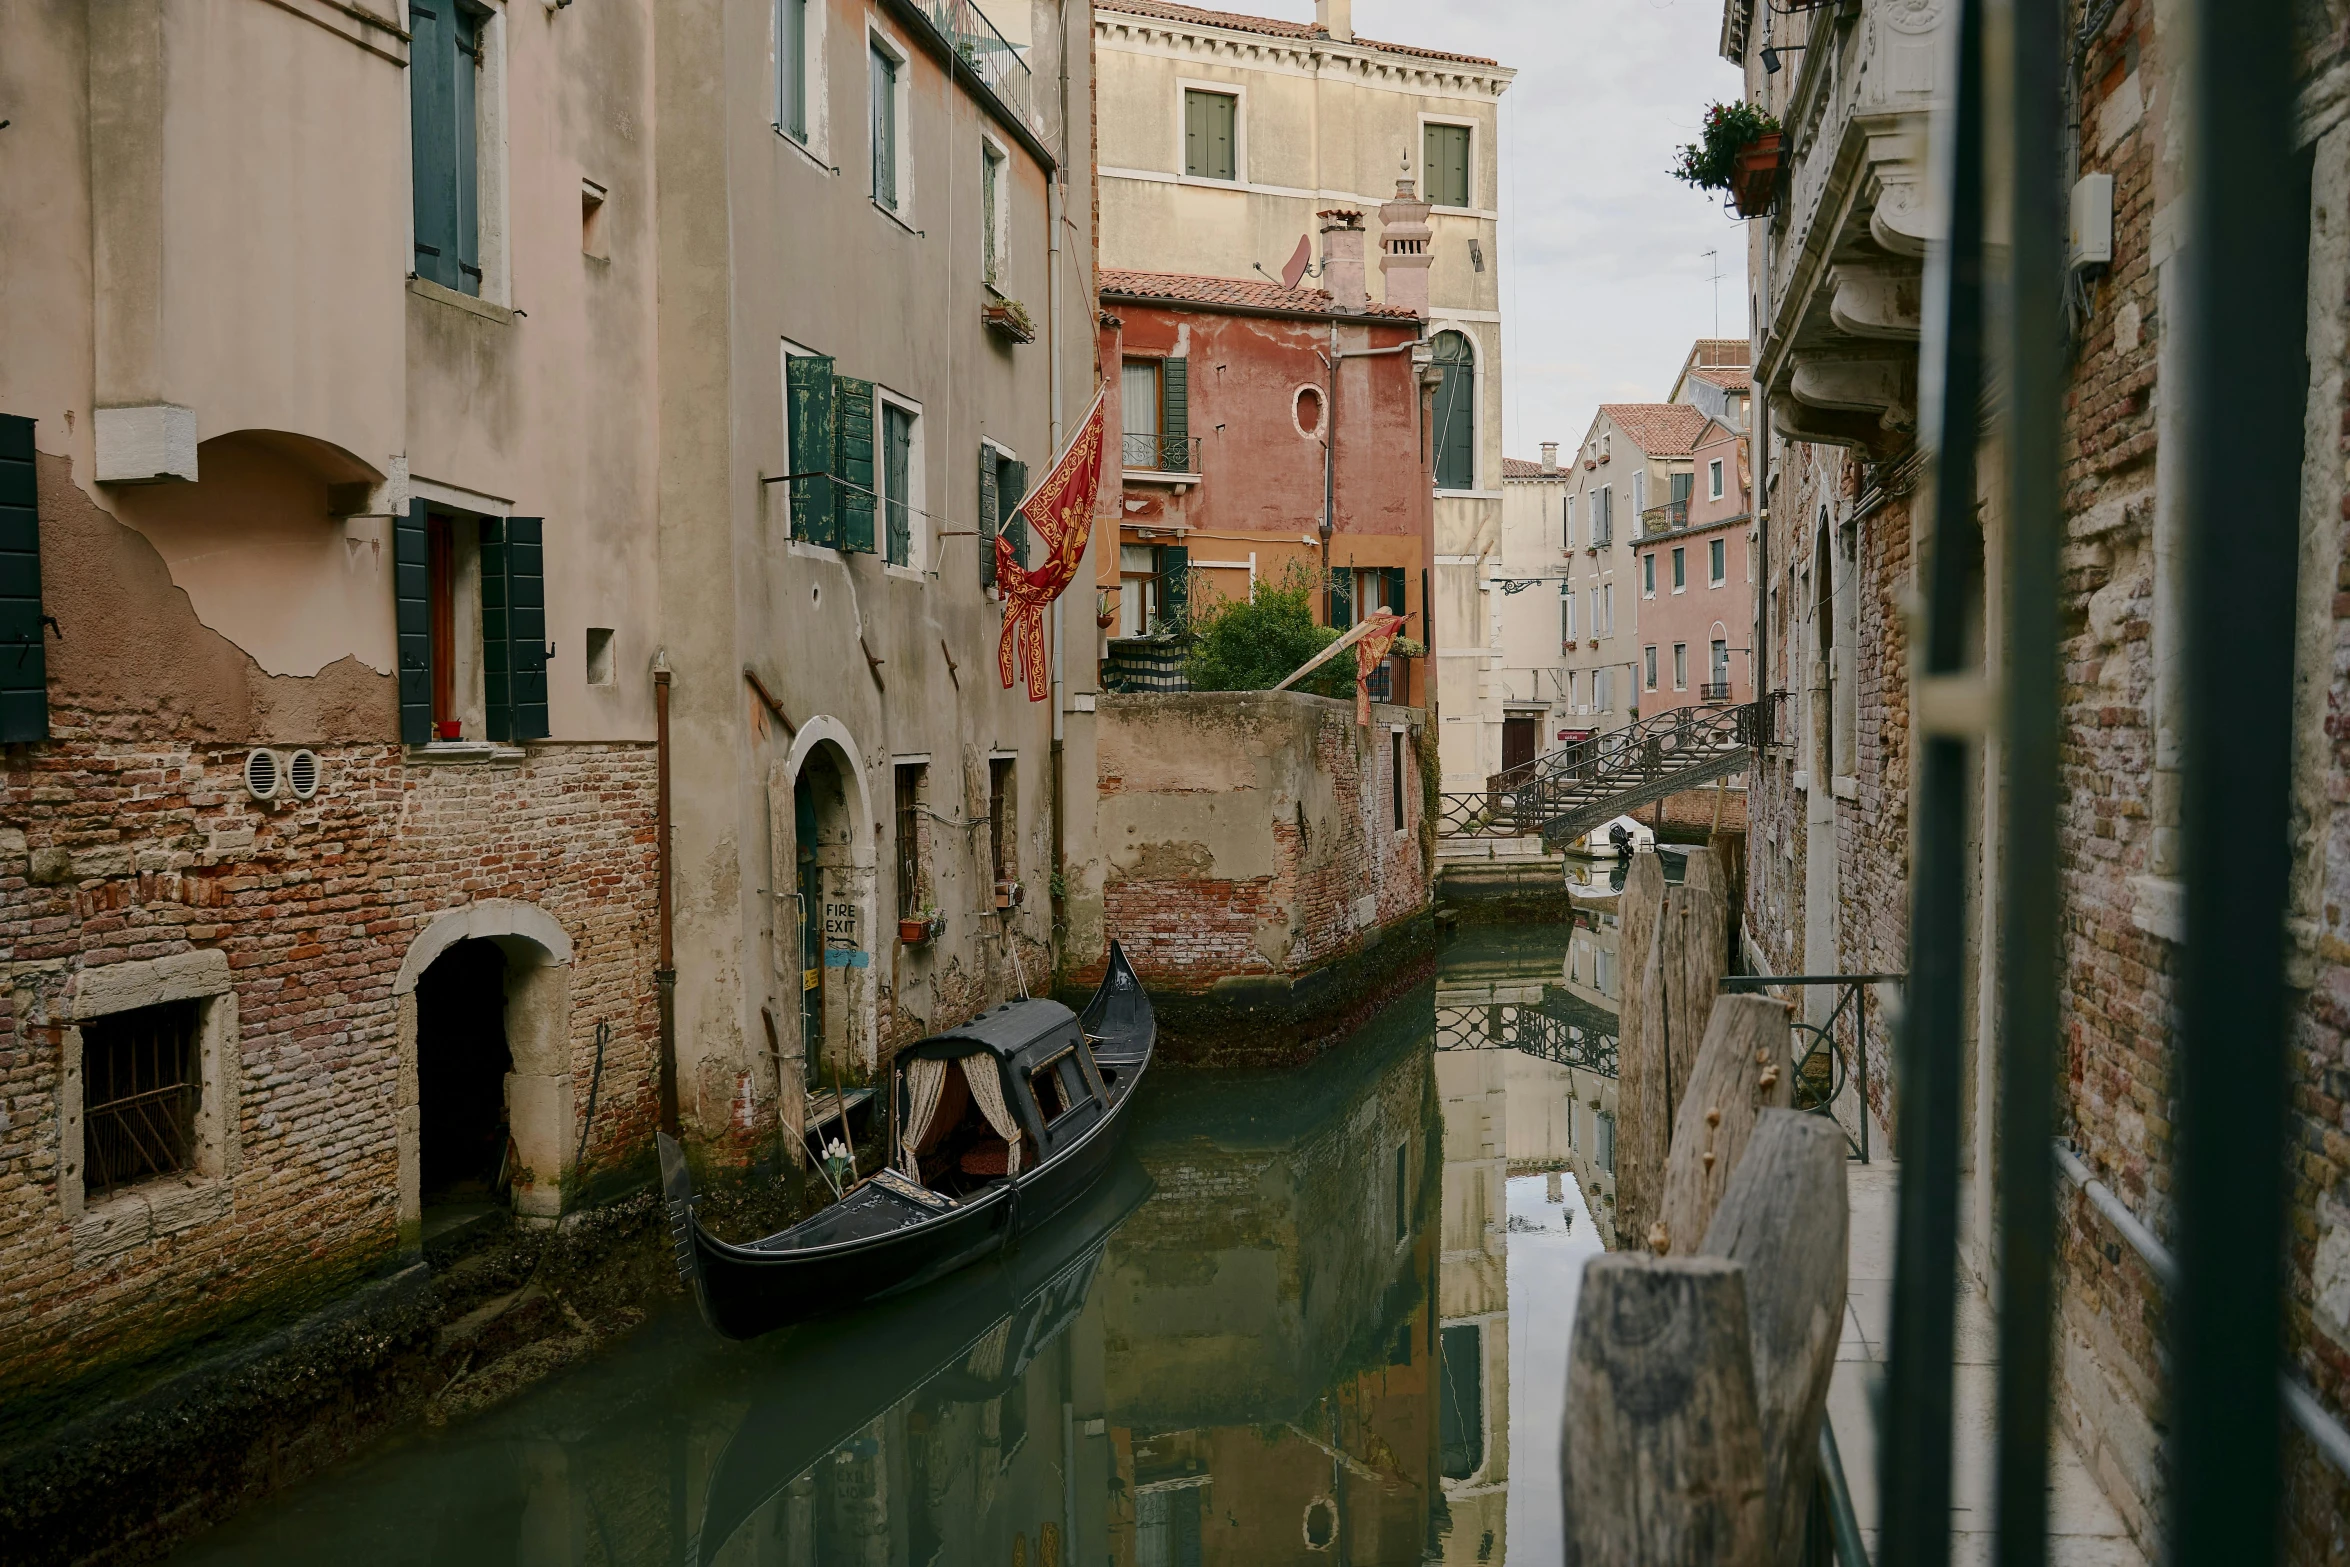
[{"left": 1614, "top": 845, "right": 1730, "bottom": 1248}]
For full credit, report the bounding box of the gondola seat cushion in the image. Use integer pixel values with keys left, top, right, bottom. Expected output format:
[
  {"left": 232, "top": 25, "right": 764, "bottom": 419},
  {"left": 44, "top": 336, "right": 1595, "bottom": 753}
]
[{"left": 960, "top": 1139, "right": 1013, "bottom": 1177}]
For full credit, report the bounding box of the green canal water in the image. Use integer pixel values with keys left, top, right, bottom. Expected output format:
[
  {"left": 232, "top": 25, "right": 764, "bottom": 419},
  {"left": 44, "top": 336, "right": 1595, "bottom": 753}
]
[{"left": 172, "top": 919, "right": 1623, "bottom": 1567}]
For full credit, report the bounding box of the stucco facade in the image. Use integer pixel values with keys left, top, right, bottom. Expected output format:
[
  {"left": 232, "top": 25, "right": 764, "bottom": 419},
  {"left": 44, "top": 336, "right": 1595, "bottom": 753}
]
[
  {"left": 1634, "top": 415, "right": 1754, "bottom": 719},
  {"left": 1090, "top": 0, "right": 1514, "bottom": 791},
  {"left": 1490, "top": 452, "right": 1577, "bottom": 778}
]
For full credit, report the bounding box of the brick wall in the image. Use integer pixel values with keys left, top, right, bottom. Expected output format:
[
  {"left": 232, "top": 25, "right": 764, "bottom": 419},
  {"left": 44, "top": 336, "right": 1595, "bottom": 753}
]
[{"left": 0, "top": 738, "right": 658, "bottom": 1423}]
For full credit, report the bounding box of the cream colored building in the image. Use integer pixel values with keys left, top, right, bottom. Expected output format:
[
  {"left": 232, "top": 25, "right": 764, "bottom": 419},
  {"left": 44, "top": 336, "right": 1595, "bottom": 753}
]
[
  {"left": 1091, "top": 0, "right": 1514, "bottom": 790},
  {"left": 1486, "top": 447, "right": 1576, "bottom": 780}
]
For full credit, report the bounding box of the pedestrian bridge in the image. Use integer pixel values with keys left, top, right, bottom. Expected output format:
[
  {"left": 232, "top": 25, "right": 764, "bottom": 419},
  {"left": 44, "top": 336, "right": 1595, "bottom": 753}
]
[{"left": 1438, "top": 700, "right": 1756, "bottom": 850}]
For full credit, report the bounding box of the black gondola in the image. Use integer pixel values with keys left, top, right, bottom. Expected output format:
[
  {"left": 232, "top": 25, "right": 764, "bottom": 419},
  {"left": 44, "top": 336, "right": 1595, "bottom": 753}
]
[{"left": 658, "top": 940, "right": 1155, "bottom": 1340}]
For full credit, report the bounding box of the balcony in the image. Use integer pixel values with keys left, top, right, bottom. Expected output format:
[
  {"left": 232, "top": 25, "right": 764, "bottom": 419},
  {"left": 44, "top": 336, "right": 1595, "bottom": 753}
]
[
  {"left": 1640, "top": 499, "right": 1689, "bottom": 537},
  {"left": 1121, "top": 433, "right": 1203, "bottom": 483},
  {"left": 1702, "top": 681, "right": 1733, "bottom": 701},
  {"left": 904, "top": 0, "right": 1040, "bottom": 142}
]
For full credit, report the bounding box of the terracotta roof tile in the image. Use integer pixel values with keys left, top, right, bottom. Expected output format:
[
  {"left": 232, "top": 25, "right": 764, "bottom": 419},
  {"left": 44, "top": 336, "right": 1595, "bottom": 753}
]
[
  {"left": 1689, "top": 366, "right": 1753, "bottom": 392},
  {"left": 1599, "top": 403, "right": 1712, "bottom": 457},
  {"left": 1504, "top": 456, "right": 1563, "bottom": 479},
  {"left": 1096, "top": 0, "right": 1501, "bottom": 68},
  {"left": 1688, "top": 337, "right": 1752, "bottom": 367},
  {"left": 1100, "top": 268, "right": 1420, "bottom": 319}
]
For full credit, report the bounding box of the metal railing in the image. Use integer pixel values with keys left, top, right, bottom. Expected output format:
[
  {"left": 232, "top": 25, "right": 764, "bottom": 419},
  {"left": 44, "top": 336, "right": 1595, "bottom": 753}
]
[
  {"left": 1099, "top": 638, "right": 1190, "bottom": 694},
  {"left": 1721, "top": 972, "right": 1901, "bottom": 1164},
  {"left": 1639, "top": 498, "right": 1689, "bottom": 536},
  {"left": 907, "top": 0, "right": 1035, "bottom": 134},
  {"left": 1701, "top": 681, "right": 1733, "bottom": 701},
  {"left": 1434, "top": 999, "right": 1618, "bottom": 1077},
  {"left": 1437, "top": 701, "right": 1754, "bottom": 844},
  {"left": 1120, "top": 432, "right": 1202, "bottom": 473}
]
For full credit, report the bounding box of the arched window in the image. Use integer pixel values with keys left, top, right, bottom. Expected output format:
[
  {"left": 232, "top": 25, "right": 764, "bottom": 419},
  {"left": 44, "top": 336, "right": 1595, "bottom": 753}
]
[{"left": 1432, "top": 330, "right": 1476, "bottom": 491}]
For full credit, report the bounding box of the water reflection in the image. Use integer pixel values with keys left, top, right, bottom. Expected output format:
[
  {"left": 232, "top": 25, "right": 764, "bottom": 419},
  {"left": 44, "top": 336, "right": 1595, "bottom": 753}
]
[{"left": 173, "top": 922, "right": 1618, "bottom": 1567}]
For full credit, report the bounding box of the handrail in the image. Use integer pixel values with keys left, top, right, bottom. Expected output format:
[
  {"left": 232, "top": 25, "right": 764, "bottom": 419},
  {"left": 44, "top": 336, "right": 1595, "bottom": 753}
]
[{"left": 1816, "top": 1418, "right": 1871, "bottom": 1565}]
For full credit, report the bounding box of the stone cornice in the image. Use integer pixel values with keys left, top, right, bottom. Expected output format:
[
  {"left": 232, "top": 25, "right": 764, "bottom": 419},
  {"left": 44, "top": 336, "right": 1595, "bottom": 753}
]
[{"left": 1094, "top": 15, "right": 1515, "bottom": 97}]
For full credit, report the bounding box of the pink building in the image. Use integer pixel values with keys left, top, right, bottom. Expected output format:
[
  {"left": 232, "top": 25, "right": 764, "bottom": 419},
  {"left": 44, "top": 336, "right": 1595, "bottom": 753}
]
[{"left": 1634, "top": 414, "right": 1753, "bottom": 717}]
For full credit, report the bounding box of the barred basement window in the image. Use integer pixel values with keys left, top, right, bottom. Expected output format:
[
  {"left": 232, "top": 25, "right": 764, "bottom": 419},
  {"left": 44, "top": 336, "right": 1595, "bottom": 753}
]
[{"left": 82, "top": 1001, "right": 201, "bottom": 1197}]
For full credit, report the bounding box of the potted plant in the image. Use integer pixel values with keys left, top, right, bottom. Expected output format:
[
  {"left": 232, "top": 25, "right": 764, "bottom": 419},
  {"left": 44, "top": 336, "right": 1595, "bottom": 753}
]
[
  {"left": 983, "top": 298, "right": 1036, "bottom": 343},
  {"left": 1672, "top": 100, "right": 1784, "bottom": 218},
  {"left": 899, "top": 902, "right": 940, "bottom": 944}
]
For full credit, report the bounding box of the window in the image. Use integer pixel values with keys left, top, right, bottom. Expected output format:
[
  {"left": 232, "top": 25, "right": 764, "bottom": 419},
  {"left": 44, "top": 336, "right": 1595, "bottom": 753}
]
[
  {"left": 0, "top": 415, "right": 49, "bottom": 742},
  {"left": 1424, "top": 121, "right": 1472, "bottom": 209},
  {"left": 1030, "top": 1050, "right": 1091, "bottom": 1125},
  {"left": 894, "top": 762, "right": 926, "bottom": 919},
  {"left": 988, "top": 757, "right": 1016, "bottom": 887},
  {"left": 1644, "top": 646, "right": 1658, "bottom": 689},
  {"left": 395, "top": 503, "right": 548, "bottom": 744},
  {"left": 981, "top": 141, "right": 1008, "bottom": 286},
  {"left": 1603, "top": 582, "right": 1615, "bottom": 636},
  {"left": 1673, "top": 643, "right": 1688, "bottom": 690},
  {"left": 1432, "top": 332, "right": 1475, "bottom": 490},
  {"left": 409, "top": 0, "right": 487, "bottom": 295},
  {"left": 1671, "top": 546, "right": 1686, "bottom": 592},
  {"left": 1391, "top": 730, "right": 1407, "bottom": 831},
  {"left": 1710, "top": 537, "right": 1726, "bottom": 586},
  {"left": 1597, "top": 1108, "right": 1616, "bottom": 1173},
  {"left": 979, "top": 444, "right": 1029, "bottom": 593},
  {"left": 1560, "top": 582, "right": 1575, "bottom": 646},
  {"left": 1711, "top": 638, "right": 1729, "bottom": 689},
  {"left": 580, "top": 179, "right": 608, "bottom": 259},
  {"left": 1183, "top": 88, "right": 1238, "bottom": 180},
  {"left": 1121, "top": 357, "right": 1188, "bottom": 471},
  {"left": 1592, "top": 486, "right": 1612, "bottom": 547},
  {"left": 1337, "top": 566, "right": 1407, "bottom": 626},
  {"left": 1563, "top": 492, "right": 1575, "bottom": 550},
  {"left": 881, "top": 399, "right": 918, "bottom": 567},
  {"left": 1642, "top": 553, "right": 1656, "bottom": 597},
  {"left": 1632, "top": 470, "right": 1647, "bottom": 517},
  {"left": 1393, "top": 1142, "right": 1410, "bottom": 1240},
  {"left": 1709, "top": 457, "right": 1725, "bottom": 500},
  {"left": 1595, "top": 667, "right": 1613, "bottom": 711},
  {"left": 870, "top": 39, "right": 903, "bottom": 212},
  {"left": 776, "top": 0, "right": 809, "bottom": 141},
  {"left": 82, "top": 1002, "right": 201, "bottom": 1197},
  {"left": 783, "top": 352, "right": 883, "bottom": 554},
  {"left": 1119, "top": 544, "right": 1165, "bottom": 637},
  {"left": 585, "top": 627, "right": 614, "bottom": 685},
  {"left": 1439, "top": 1323, "right": 1484, "bottom": 1479}
]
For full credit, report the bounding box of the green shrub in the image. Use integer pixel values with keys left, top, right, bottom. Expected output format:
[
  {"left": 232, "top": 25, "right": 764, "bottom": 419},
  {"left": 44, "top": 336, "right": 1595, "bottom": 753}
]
[
  {"left": 1671, "top": 100, "right": 1781, "bottom": 193},
  {"left": 1183, "top": 562, "right": 1356, "bottom": 700}
]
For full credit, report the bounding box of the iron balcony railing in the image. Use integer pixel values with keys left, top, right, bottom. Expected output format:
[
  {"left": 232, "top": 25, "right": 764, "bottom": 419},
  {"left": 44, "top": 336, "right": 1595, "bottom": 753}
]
[
  {"left": 1701, "top": 680, "right": 1733, "bottom": 701},
  {"left": 1120, "top": 432, "right": 1202, "bottom": 474},
  {"left": 1639, "top": 498, "right": 1689, "bottom": 536},
  {"left": 906, "top": 0, "right": 1035, "bottom": 134}
]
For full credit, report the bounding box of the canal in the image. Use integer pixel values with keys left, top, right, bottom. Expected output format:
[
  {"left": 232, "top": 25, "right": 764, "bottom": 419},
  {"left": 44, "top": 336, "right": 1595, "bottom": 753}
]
[{"left": 172, "top": 916, "right": 1623, "bottom": 1567}]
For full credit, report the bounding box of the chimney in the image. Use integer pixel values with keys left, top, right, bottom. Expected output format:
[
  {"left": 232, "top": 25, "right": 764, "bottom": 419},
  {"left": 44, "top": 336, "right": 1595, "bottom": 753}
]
[
  {"left": 1540, "top": 441, "right": 1559, "bottom": 474},
  {"left": 1377, "top": 174, "right": 1434, "bottom": 318},
  {"left": 1319, "top": 209, "right": 1367, "bottom": 313},
  {"left": 1316, "top": 0, "right": 1353, "bottom": 42}
]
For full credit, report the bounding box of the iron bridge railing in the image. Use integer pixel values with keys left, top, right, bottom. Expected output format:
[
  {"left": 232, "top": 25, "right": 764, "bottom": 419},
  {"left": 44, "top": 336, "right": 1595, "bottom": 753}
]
[
  {"left": 1434, "top": 998, "right": 1618, "bottom": 1078},
  {"left": 1437, "top": 700, "right": 1754, "bottom": 844}
]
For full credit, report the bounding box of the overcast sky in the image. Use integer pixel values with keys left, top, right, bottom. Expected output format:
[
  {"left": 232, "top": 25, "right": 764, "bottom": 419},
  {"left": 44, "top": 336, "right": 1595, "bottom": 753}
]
[{"left": 1261, "top": 0, "right": 1752, "bottom": 459}]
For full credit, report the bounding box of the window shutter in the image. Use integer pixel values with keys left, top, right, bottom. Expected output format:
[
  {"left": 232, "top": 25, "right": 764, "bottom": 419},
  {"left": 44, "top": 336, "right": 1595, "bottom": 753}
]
[
  {"left": 1158, "top": 545, "right": 1188, "bottom": 629},
  {"left": 1184, "top": 90, "right": 1204, "bottom": 177},
  {"left": 834, "top": 376, "right": 877, "bottom": 553},
  {"left": 1671, "top": 470, "right": 1693, "bottom": 505},
  {"left": 1208, "top": 93, "right": 1235, "bottom": 180},
  {"left": 481, "top": 517, "right": 549, "bottom": 741},
  {"left": 978, "top": 444, "right": 1000, "bottom": 591},
  {"left": 883, "top": 405, "right": 913, "bottom": 567},
  {"left": 870, "top": 46, "right": 896, "bottom": 208},
  {"left": 408, "top": 3, "right": 458, "bottom": 289},
  {"left": 0, "top": 416, "right": 48, "bottom": 744},
  {"left": 788, "top": 354, "right": 837, "bottom": 546},
  {"left": 395, "top": 500, "right": 435, "bottom": 744},
  {"left": 999, "top": 457, "right": 1028, "bottom": 570},
  {"left": 1161, "top": 357, "right": 1189, "bottom": 470},
  {"left": 1328, "top": 566, "right": 1352, "bottom": 626},
  {"left": 1385, "top": 566, "right": 1408, "bottom": 621},
  {"left": 452, "top": 7, "right": 482, "bottom": 294}
]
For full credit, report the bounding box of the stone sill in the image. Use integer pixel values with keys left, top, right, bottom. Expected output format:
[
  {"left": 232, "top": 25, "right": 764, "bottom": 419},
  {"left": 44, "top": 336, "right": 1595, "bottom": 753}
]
[
  {"left": 407, "top": 275, "right": 514, "bottom": 326},
  {"left": 75, "top": 1178, "right": 231, "bottom": 1267},
  {"left": 1123, "top": 469, "right": 1201, "bottom": 488},
  {"left": 1832, "top": 774, "right": 1859, "bottom": 801},
  {"left": 406, "top": 741, "right": 527, "bottom": 765}
]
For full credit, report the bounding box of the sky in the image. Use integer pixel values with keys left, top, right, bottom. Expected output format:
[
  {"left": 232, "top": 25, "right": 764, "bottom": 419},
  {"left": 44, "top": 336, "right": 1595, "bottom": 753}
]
[{"left": 1253, "top": 0, "right": 1752, "bottom": 459}]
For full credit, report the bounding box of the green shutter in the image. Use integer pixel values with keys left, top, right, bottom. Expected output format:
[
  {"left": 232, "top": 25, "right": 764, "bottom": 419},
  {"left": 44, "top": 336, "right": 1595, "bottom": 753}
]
[
  {"left": 408, "top": 3, "right": 457, "bottom": 289},
  {"left": 979, "top": 444, "right": 1000, "bottom": 591},
  {"left": 482, "top": 517, "right": 548, "bottom": 742},
  {"left": 1425, "top": 123, "right": 1471, "bottom": 209},
  {"left": 1184, "top": 91, "right": 1235, "bottom": 180},
  {"left": 1432, "top": 334, "right": 1474, "bottom": 490},
  {"left": 1161, "top": 357, "right": 1189, "bottom": 471},
  {"left": 788, "top": 354, "right": 836, "bottom": 546},
  {"left": 1385, "top": 566, "right": 1408, "bottom": 622},
  {"left": 0, "top": 416, "right": 48, "bottom": 743},
  {"left": 999, "top": 458, "right": 1028, "bottom": 571},
  {"left": 883, "top": 404, "right": 913, "bottom": 567},
  {"left": 452, "top": 5, "right": 482, "bottom": 294},
  {"left": 1183, "top": 90, "right": 1204, "bottom": 177},
  {"left": 1158, "top": 545, "right": 1188, "bottom": 630},
  {"left": 1328, "top": 566, "right": 1352, "bottom": 627},
  {"left": 870, "top": 45, "right": 896, "bottom": 208},
  {"left": 395, "top": 500, "right": 434, "bottom": 744},
  {"left": 834, "top": 376, "right": 877, "bottom": 553},
  {"left": 778, "top": 0, "right": 807, "bottom": 140}
]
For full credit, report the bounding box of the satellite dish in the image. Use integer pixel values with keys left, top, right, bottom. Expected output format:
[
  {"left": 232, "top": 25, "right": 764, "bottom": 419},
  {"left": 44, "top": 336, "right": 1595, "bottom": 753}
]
[{"left": 1279, "top": 235, "right": 1312, "bottom": 290}]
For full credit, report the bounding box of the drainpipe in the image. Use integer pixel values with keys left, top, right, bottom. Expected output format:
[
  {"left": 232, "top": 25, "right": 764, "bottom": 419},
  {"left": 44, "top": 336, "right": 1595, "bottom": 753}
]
[
  {"left": 1048, "top": 161, "right": 1068, "bottom": 972},
  {"left": 654, "top": 650, "right": 679, "bottom": 1135}
]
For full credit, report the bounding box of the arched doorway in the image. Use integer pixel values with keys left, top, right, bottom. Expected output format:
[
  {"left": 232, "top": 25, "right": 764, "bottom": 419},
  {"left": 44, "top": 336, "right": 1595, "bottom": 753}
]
[
  {"left": 395, "top": 900, "right": 574, "bottom": 1238},
  {"left": 416, "top": 938, "right": 513, "bottom": 1217},
  {"left": 793, "top": 739, "right": 867, "bottom": 1086}
]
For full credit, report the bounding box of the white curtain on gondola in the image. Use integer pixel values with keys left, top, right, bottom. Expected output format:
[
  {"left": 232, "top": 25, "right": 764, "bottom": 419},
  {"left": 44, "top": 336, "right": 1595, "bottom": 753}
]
[
  {"left": 961, "top": 1056, "right": 1024, "bottom": 1177},
  {"left": 899, "top": 1057, "right": 950, "bottom": 1180}
]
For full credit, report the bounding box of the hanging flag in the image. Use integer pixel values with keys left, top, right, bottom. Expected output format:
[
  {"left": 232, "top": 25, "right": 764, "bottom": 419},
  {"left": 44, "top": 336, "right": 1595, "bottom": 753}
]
[
  {"left": 1352, "top": 610, "right": 1406, "bottom": 726},
  {"left": 996, "top": 389, "right": 1109, "bottom": 701}
]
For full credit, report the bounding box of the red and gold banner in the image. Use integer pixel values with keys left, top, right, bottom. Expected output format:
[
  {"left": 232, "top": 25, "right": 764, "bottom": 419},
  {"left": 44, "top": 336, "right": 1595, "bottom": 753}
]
[
  {"left": 1353, "top": 610, "right": 1406, "bottom": 726},
  {"left": 996, "top": 390, "right": 1108, "bottom": 701}
]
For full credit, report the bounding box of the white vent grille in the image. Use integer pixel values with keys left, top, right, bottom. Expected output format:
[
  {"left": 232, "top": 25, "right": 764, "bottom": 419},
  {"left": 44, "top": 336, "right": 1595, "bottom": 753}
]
[
  {"left": 286, "top": 749, "right": 321, "bottom": 800},
  {"left": 243, "top": 748, "right": 281, "bottom": 801}
]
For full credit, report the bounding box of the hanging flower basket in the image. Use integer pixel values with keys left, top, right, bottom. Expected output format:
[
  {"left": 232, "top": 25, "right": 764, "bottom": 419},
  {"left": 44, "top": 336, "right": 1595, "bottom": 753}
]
[
  {"left": 1730, "top": 132, "right": 1785, "bottom": 218},
  {"left": 983, "top": 299, "right": 1036, "bottom": 343},
  {"left": 1673, "top": 101, "right": 1785, "bottom": 217}
]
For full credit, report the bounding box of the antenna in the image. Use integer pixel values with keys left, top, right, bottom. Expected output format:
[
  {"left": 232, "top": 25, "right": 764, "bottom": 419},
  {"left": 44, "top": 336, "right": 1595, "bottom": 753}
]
[{"left": 1703, "top": 248, "right": 1724, "bottom": 338}]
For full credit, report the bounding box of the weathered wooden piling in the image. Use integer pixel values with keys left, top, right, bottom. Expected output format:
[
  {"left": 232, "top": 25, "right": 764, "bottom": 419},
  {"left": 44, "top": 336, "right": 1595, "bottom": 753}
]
[
  {"left": 1561, "top": 1254, "right": 1768, "bottom": 1566},
  {"left": 1657, "top": 993, "right": 1794, "bottom": 1255},
  {"left": 1614, "top": 846, "right": 1730, "bottom": 1247},
  {"left": 1700, "top": 1110, "right": 1850, "bottom": 1567}
]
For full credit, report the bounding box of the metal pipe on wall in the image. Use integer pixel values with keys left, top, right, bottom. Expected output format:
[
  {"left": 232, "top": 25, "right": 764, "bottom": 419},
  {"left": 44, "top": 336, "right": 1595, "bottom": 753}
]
[{"left": 654, "top": 651, "right": 679, "bottom": 1136}]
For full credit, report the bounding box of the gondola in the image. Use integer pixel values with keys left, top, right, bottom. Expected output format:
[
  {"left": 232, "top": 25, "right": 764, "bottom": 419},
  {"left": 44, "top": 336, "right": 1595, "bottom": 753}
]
[{"left": 657, "top": 940, "right": 1155, "bottom": 1341}]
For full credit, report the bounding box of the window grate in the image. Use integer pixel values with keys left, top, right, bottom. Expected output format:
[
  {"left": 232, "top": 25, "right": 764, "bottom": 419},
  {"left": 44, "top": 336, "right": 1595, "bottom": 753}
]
[{"left": 83, "top": 1002, "right": 200, "bottom": 1198}]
